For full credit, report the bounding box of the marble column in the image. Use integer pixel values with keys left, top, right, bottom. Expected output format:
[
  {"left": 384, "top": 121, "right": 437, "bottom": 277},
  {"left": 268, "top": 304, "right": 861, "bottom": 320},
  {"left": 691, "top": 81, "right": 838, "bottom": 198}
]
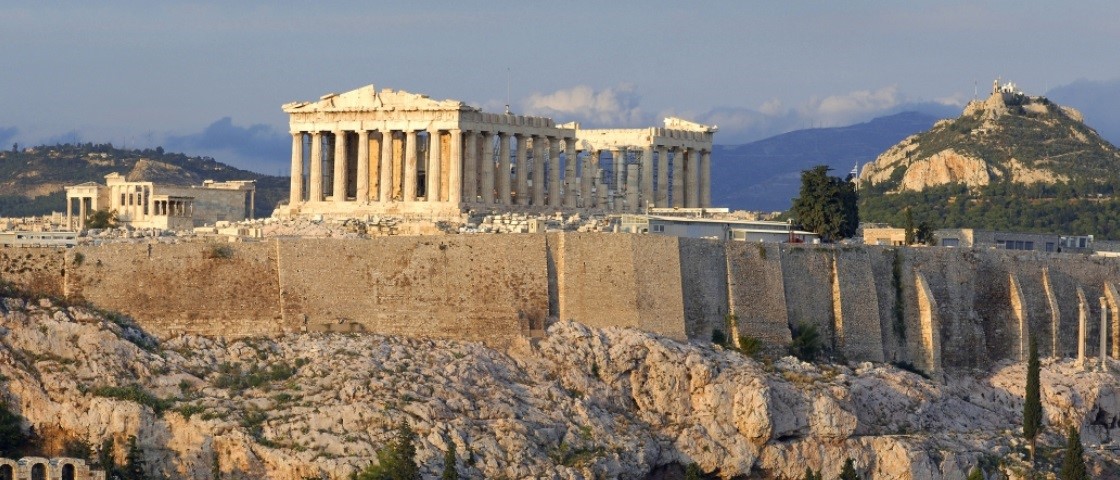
[
  {"left": 671, "top": 147, "right": 684, "bottom": 208},
  {"left": 626, "top": 164, "right": 640, "bottom": 212},
  {"left": 611, "top": 149, "right": 624, "bottom": 194},
  {"left": 404, "top": 130, "right": 418, "bottom": 202},
  {"left": 309, "top": 132, "right": 323, "bottom": 201},
  {"left": 700, "top": 150, "right": 712, "bottom": 208},
  {"left": 547, "top": 137, "right": 561, "bottom": 207},
  {"left": 579, "top": 152, "right": 592, "bottom": 208},
  {"left": 463, "top": 131, "right": 477, "bottom": 202},
  {"left": 379, "top": 131, "right": 394, "bottom": 202},
  {"left": 564, "top": 139, "right": 578, "bottom": 208},
  {"left": 656, "top": 146, "right": 669, "bottom": 208},
  {"left": 496, "top": 133, "right": 511, "bottom": 204},
  {"left": 290, "top": 132, "right": 303, "bottom": 205},
  {"left": 688, "top": 148, "right": 701, "bottom": 208},
  {"left": 427, "top": 131, "right": 442, "bottom": 202},
  {"left": 515, "top": 134, "right": 529, "bottom": 205},
  {"left": 481, "top": 132, "right": 496, "bottom": 204},
  {"left": 531, "top": 136, "right": 545, "bottom": 206},
  {"left": 448, "top": 129, "right": 463, "bottom": 204},
  {"left": 333, "top": 131, "right": 348, "bottom": 203},
  {"left": 357, "top": 131, "right": 369, "bottom": 202},
  {"left": 66, "top": 196, "right": 72, "bottom": 230},
  {"left": 1079, "top": 289, "right": 1088, "bottom": 370},
  {"left": 641, "top": 145, "right": 654, "bottom": 210}
]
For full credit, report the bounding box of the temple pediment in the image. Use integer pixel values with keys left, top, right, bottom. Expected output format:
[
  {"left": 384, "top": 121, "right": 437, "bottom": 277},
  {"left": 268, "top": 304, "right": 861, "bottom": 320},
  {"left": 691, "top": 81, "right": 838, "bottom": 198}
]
[
  {"left": 663, "top": 116, "right": 718, "bottom": 133},
  {"left": 283, "top": 84, "right": 472, "bottom": 113}
]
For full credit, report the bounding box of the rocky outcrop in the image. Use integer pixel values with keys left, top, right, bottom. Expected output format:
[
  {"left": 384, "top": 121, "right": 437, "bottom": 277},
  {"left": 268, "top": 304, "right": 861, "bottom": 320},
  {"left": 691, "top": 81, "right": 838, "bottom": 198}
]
[{"left": 0, "top": 298, "right": 1118, "bottom": 479}]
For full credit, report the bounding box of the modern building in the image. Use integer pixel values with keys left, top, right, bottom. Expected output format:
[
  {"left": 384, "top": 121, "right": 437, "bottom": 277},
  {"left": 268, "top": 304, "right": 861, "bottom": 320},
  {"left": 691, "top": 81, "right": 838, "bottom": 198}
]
[
  {"left": 625, "top": 214, "right": 819, "bottom": 243},
  {"left": 279, "top": 84, "right": 716, "bottom": 219},
  {"left": 65, "top": 173, "right": 255, "bottom": 230},
  {"left": 862, "top": 226, "right": 908, "bottom": 246},
  {"left": 934, "top": 228, "right": 1093, "bottom": 253}
]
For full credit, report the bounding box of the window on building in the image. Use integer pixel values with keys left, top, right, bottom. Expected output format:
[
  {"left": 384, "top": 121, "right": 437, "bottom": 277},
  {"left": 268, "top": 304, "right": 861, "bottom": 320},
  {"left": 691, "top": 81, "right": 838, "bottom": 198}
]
[
  {"left": 941, "top": 238, "right": 960, "bottom": 247},
  {"left": 1024, "top": 241, "right": 1034, "bottom": 250},
  {"left": 1045, "top": 242, "right": 1055, "bottom": 252},
  {"left": 651, "top": 224, "right": 665, "bottom": 233}
]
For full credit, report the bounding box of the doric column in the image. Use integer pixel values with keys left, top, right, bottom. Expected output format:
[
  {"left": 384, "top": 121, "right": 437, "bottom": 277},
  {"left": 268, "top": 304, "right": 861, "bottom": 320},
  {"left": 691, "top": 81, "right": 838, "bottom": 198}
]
[
  {"left": 357, "top": 130, "right": 370, "bottom": 202},
  {"left": 657, "top": 145, "right": 669, "bottom": 207},
  {"left": 404, "top": 130, "right": 418, "bottom": 202},
  {"left": 66, "top": 196, "right": 72, "bottom": 230},
  {"left": 498, "top": 133, "right": 512, "bottom": 204},
  {"left": 700, "top": 149, "right": 711, "bottom": 208},
  {"left": 79, "top": 198, "right": 87, "bottom": 230},
  {"left": 564, "top": 138, "right": 578, "bottom": 208},
  {"left": 687, "top": 148, "right": 701, "bottom": 208},
  {"left": 448, "top": 129, "right": 463, "bottom": 204},
  {"left": 671, "top": 147, "right": 684, "bottom": 208},
  {"left": 481, "top": 132, "right": 495, "bottom": 204},
  {"left": 379, "top": 130, "right": 394, "bottom": 202},
  {"left": 581, "top": 151, "right": 595, "bottom": 208},
  {"left": 612, "top": 149, "right": 624, "bottom": 194},
  {"left": 333, "top": 131, "right": 348, "bottom": 203},
  {"left": 462, "top": 131, "right": 477, "bottom": 202},
  {"left": 547, "top": 137, "right": 561, "bottom": 207},
  {"left": 427, "top": 130, "right": 442, "bottom": 202},
  {"left": 641, "top": 145, "right": 654, "bottom": 210},
  {"left": 530, "top": 136, "right": 545, "bottom": 206},
  {"left": 309, "top": 132, "right": 323, "bottom": 201},
  {"left": 515, "top": 134, "right": 529, "bottom": 206},
  {"left": 289, "top": 132, "right": 304, "bottom": 205},
  {"left": 626, "top": 163, "right": 640, "bottom": 212}
]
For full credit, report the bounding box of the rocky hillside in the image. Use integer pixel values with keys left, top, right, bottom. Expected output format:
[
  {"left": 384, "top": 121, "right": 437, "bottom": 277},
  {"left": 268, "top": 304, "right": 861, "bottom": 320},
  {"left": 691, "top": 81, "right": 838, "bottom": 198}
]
[
  {"left": 0, "top": 143, "right": 287, "bottom": 218},
  {"left": 0, "top": 295, "right": 1118, "bottom": 479},
  {"left": 858, "top": 88, "right": 1120, "bottom": 237}
]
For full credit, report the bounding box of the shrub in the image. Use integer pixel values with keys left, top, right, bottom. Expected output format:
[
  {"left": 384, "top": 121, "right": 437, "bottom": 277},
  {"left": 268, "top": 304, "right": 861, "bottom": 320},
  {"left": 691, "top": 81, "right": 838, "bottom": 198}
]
[
  {"left": 352, "top": 422, "right": 419, "bottom": 480},
  {"left": 91, "top": 384, "right": 172, "bottom": 414},
  {"left": 737, "top": 335, "right": 762, "bottom": 358},
  {"left": 204, "top": 244, "right": 234, "bottom": 260},
  {"left": 788, "top": 323, "right": 821, "bottom": 361},
  {"left": 710, "top": 329, "right": 727, "bottom": 346}
]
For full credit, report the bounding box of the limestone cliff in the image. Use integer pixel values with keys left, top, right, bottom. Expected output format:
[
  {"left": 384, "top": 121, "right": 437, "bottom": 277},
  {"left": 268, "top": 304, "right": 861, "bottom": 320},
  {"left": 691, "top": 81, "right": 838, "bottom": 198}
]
[
  {"left": 859, "top": 91, "right": 1119, "bottom": 193},
  {"left": 1, "top": 298, "right": 1118, "bottom": 479}
]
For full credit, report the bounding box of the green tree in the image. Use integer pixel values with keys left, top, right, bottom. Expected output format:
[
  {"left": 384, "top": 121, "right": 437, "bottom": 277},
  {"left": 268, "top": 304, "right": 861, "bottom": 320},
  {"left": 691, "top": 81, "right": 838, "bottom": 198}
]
[
  {"left": 85, "top": 208, "right": 117, "bottom": 229},
  {"left": 440, "top": 443, "right": 458, "bottom": 480},
  {"left": 791, "top": 165, "right": 859, "bottom": 242},
  {"left": 125, "top": 435, "right": 146, "bottom": 480},
  {"left": 838, "top": 458, "right": 861, "bottom": 480},
  {"left": 802, "top": 466, "right": 822, "bottom": 480},
  {"left": 903, "top": 207, "right": 916, "bottom": 245},
  {"left": 914, "top": 221, "right": 933, "bottom": 246},
  {"left": 683, "top": 462, "right": 703, "bottom": 480},
  {"left": 352, "top": 422, "right": 420, "bottom": 480},
  {"left": 0, "top": 403, "right": 27, "bottom": 456},
  {"left": 1023, "top": 337, "right": 1042, "bottom": 463},
  {"left": 1059, "top": 426, "right": 1089, "bottom": 480},
  {"left": 966, "top": 466, "right": 984, "bottom": 480},
  {"left": 788, "top": 323, "right": 821, "bottom": 361}
]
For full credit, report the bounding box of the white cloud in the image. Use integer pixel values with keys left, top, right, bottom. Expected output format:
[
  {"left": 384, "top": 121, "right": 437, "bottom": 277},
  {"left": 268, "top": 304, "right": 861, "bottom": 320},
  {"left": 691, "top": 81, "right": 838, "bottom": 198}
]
[
  {"left": 799, "top": 86, "right": 902, "bottom": 126},
  {"left": 521, "top": 84, "right": 646, "bottom": 126}
]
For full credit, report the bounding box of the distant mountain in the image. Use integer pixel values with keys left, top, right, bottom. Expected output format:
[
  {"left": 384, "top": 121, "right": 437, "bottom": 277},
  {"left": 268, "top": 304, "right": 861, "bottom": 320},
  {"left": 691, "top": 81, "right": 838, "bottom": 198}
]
[
  {"left": 710, "top": 112, "right": 941, "bottom": 212},
  {"left": 0, "top": 143, "right": 287, "bottom": 217},
  {"left": 859, "top": 86, "right": 1120, "bottom": 238},
  {"left": 1047, "top": 78, "right": 1120, "bottom": 147}
]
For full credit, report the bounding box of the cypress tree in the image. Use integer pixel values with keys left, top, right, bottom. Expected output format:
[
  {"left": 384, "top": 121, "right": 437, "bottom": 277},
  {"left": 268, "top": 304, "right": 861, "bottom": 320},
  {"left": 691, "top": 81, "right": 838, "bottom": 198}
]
[
  {"left": 1059, "top": 426, "right": 1089, "bottom": 480},
  {"left": 125, "top": 435, "right": 145, "bottom": 480},
  {"left": 1023, "top": 337, "right": 1042, "bottom": 463},
  {"left": 838, "top": 458, "right": 860, "bottom": 480},
  {"left": 801, "top": 466, "right": 821, "bottom": 480},
  {"left": 440, "top": 442, "right": 458, "bottom": 480}
]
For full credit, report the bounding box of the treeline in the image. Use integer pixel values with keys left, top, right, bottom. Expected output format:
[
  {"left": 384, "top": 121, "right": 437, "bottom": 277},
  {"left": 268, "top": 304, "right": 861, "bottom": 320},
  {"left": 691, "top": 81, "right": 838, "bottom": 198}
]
[{"left": 860, "top": 182, "right": 1120, "bottom": 239}]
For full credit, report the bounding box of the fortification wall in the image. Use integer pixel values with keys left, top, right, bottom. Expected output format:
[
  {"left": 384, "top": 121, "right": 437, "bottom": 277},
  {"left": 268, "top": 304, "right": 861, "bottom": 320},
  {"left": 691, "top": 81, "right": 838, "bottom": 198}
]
[
  {"left": 725, "top": 242, "right": 790, "bottom": 346},
  {"left": 678, "top": 238, "right": 727, "bottom": 340},
  {"left": 279, "top": 236, "right": 548, "bottom": 344},
  {"left": 832, "top": 248, "right": 884, "bottom": 362},
  {"left": 779, "top": 246, "right": 835, "bottom": 352},
  {"left": 3, "top": 237, "right": 1120, "bottom": 374}
]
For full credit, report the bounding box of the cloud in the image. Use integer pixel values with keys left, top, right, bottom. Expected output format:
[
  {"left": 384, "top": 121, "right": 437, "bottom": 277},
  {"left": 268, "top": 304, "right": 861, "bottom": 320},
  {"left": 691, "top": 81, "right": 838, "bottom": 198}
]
[
  {"left": 799, "top": 86, "right": 903, "bottom": 126},
  {"left": 521, "top": 84, "right": 646, "bottom": 127},
  {"left": 164, "top": 117, "right": 288, "bottom": 174}
]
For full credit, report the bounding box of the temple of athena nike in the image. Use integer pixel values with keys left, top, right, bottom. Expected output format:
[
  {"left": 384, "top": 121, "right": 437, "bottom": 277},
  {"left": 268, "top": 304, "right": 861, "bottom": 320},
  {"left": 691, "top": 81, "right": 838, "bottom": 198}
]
[{"left": 279, "top": 85, "right": 716, "bottom": 219}]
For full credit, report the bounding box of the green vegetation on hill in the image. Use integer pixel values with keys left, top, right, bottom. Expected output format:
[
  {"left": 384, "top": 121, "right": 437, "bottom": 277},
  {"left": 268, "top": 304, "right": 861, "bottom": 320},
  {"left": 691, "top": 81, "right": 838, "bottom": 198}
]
[
  {"left": 859, "top": 94, "right": 1120, "bottom": 238},
  {"left": 0, "top": 142, "right": 288, "bottom": 218}
]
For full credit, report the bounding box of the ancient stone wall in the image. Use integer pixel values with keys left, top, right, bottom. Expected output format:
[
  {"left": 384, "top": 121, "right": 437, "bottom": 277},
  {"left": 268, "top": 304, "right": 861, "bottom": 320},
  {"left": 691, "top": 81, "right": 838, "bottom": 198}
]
[
  {"left": 725, "top": 242, "right": 790, "bottom": 346},
  {"left": 677, "top": 238, "right": 728, "bottom": 340},
  {"left": 2, "top": 238, "right": 1120, "bottom": 374}
]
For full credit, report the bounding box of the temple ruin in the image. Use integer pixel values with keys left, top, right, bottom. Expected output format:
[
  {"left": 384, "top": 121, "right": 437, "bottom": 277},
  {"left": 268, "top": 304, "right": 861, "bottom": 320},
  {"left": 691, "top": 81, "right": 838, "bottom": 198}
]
[
  {"left": 65, "top": 173, "right": 255, "bottom": 230},
  {"left": 279, "top": 85, "right": 716, "bottom": 219}
]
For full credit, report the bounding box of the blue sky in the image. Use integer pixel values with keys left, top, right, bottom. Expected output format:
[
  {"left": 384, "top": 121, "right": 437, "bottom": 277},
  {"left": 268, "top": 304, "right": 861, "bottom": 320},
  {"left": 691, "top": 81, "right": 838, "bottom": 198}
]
[{"left": 2, "top": 1, "right": 1119, "bottom": 173}]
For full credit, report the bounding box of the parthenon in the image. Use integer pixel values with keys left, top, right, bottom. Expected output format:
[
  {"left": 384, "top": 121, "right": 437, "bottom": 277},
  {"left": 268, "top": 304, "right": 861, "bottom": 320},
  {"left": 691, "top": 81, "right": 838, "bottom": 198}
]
[{"left": 280, "top": 85, "right": 716, "bottom": 219}]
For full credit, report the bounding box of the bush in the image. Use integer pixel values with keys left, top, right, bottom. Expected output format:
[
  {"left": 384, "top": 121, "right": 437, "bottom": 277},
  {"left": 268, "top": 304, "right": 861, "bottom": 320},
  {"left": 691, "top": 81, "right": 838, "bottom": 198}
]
[
  {"left": 711, "top": 329, "right": 727, "bottom": 346},
  {"left": 737, "top": 335, "right": 762, "bottom": 358},
  {"left": 352, "top": 422, "right": 419, "bottom": 480},
  {"left": 788, "top": 323, "right": 821, "bottom": 361},
  {"left": 90, "top": 384, "right": 172, "bottom": 414},
  {"left": 204, "top": 244, "right": 234, "bottom": 260},
  {"left": 85, "top": 209, "right": 117, "bottom": 229}
]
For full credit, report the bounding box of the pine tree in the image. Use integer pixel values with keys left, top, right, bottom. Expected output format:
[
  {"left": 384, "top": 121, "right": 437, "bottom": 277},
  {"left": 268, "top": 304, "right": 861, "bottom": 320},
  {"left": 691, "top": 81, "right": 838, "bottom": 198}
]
[
  {"left": 353, "top": 422, "right": 420, "bottom": 480},
  {"left": 801, "top": 466, "right": 821, "bottom": 480},
  {"left": 838, "top": 458, "right": 860, "bottom": 480},
  {"left": 125, "top": 435, "right": 146, "bottom": 480},
  {"left": 1059, "top": 426, "right": 1089, "bottom": 480},
  {"left": 791, "top": 165, "right": 860, "bottom": 242},
  {"left": 440, "top": 442, "right": 458, "bottom": 480},
  {"left": 1023, "top": 337, "right": 1042, "bottom": 463}
]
